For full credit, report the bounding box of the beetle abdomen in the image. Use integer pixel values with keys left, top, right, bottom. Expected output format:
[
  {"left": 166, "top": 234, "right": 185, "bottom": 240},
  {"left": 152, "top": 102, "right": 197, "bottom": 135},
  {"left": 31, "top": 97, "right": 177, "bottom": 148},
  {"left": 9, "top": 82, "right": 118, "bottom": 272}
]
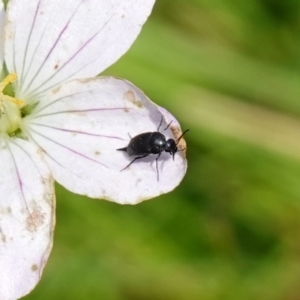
[{"left": 124, "top": 132, "right": 152, "bottom": 156}]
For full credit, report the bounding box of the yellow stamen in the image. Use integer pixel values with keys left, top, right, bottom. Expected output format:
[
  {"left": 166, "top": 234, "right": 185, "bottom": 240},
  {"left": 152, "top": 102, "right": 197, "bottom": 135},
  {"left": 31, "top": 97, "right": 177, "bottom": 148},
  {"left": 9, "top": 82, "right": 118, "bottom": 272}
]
[
  {"left": 0, "top": 73, "right": 24, "bottom": 134},
  {"left": 2, "top": 95, "right": 24, "bottom": 107},
  {"left": 0, "top": 73, "right": 24, "bottom": 108}
]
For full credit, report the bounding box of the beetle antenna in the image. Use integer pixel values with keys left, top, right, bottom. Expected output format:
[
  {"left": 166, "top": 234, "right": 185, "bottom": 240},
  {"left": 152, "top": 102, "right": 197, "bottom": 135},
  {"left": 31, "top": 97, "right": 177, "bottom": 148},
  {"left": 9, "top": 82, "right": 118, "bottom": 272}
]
[{"left": 176, "top": 129, "right": 190, "bottom": 145}]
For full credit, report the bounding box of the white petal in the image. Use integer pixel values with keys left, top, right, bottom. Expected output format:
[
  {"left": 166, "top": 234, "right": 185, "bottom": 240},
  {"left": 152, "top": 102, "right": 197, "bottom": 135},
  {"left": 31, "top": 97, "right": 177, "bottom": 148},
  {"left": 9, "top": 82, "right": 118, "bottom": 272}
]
[
  {"left": 0, "top": 0, "right": 5, "bottom": 74},
  {"left": 24, "top": 77, "right": 187, "bottom": 204},
  {"left": 0, "top": 137, "right": 55, "bottom": 300},
  {"left": 4, "top": 0, "right": 155, "bottom": 99}
]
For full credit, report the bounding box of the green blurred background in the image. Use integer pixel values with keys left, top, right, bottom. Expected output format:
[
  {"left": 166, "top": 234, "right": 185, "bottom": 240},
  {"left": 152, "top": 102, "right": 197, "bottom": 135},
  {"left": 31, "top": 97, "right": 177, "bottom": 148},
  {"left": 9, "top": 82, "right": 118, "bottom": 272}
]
[{"left": 25, "top": 0, "right": 300, "bottom": 299}]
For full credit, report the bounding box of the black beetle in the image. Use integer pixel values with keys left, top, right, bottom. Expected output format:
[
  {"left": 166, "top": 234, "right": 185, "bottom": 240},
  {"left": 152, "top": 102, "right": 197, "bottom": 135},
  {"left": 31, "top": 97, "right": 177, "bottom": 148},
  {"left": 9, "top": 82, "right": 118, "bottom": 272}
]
[{"left": 117, "top": 118, "right": 189, "bottom": 181}]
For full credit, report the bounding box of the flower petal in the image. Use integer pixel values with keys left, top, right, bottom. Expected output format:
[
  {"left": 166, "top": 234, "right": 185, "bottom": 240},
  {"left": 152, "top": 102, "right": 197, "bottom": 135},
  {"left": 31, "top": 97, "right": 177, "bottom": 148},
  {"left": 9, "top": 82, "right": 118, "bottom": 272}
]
[
  {"left": 0, "top": 137, "right": 55, "bottom": 300},
  {"left": 24, "top": 77, "right": 187, "bottom": 204},
  {"left": 0, "top": 0, "right": 5, "bottom": 74},
  {"left": 4, "top": 0, "right": 155, "bottom": 99}
]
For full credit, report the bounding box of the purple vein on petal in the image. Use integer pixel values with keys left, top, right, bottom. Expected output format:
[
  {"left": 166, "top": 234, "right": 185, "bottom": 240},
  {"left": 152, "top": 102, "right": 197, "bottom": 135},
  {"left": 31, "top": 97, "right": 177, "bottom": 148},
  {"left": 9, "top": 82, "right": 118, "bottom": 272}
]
[
  {"left": 19, "top": 0, "right": 57, "bottom": 96},
  {"left": 30, "top": 122, "right": 126, "bottom": 140},
  {"left": 27, "top": 130, "right": 79, "bottom": 176},
  {"left": 10, "top": 139, "right": 55, "bottom": 202},
  {"left": 12, "top": 5, "right": 18, "bottom": 78},
  {"left": 30, "top": 127, "right": 108, "bottom": 168},
  {"left": 32, "top": 92, "right": 90, "bottom": 116},
  {"left": 25, "top": 13, "right": 115, "bottom": 98},
  {"left": 20, "top": 0, "right": 42, "bottom": 85},
  {"left": 23, "top": 0, "right": 85, "bottom": 94},
  {"left": 11, "top": 139, "right": 45, "bottom": 180},
  {"left": 5, "top": 139, "right": 31, "bottom": 215},
  {"left": 10, "top": 139, "right": 55, "bottom": 219},
  {"left": 33, "top": 87, "right": 110, "bottom": 116},
  {"left": 33, "top": 107, "right": 133, "bottom": 119}
]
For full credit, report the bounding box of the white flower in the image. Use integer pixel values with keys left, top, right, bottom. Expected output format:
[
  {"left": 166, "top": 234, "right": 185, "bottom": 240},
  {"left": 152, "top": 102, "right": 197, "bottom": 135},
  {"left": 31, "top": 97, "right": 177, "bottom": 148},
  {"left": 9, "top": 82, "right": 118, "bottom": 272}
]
[{"left": 0, "top": 0, "right": 188, "bottom": 299}]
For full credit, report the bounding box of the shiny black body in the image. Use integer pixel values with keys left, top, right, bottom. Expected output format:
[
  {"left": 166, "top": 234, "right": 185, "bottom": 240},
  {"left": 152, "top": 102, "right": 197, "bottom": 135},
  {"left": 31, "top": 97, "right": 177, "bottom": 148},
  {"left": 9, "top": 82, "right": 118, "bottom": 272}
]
[
  {"left": 117, "top": 122, "right": 189, "bottom": 181},
  {"left": 118, "top": 132, "right": 169, "bottom": 156}
]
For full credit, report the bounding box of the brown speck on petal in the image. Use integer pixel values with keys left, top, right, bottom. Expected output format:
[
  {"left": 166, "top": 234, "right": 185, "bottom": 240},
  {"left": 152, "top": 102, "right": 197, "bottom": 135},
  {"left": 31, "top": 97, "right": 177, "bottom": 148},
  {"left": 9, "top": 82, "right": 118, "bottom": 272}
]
[
  {"left": 124, "top": 90, "right": 143, "bottom": 108},
  {"left": 75, "top": 111, "right": 86, "bottom": 116},
  {"left": 31, "top": 264, "right": 38, "bottom": 272},
  {"left": 0, "top": 228, "right": 6, "bottom": 243},
  {"left": 52, "top": 85, "right": 61, "bottom": 94},
  {"left": 36, "top": 147, "right": 46, "bottom": 157},
  {"left": 26, "top": 208, "right": 46, "bottom": 233},
  {"left": 0, "top": 206, "right": 12, "bottom": 215},
  {"left": 78, "top": 77, "right": 95, "bottom": 84}
]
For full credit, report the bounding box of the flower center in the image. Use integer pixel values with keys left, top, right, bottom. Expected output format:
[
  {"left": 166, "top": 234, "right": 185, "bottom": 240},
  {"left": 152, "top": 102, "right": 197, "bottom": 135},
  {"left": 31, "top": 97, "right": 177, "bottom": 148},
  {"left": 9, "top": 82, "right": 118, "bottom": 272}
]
[{"left": 0, "top": 73, "right": 24, "bottom": 135}]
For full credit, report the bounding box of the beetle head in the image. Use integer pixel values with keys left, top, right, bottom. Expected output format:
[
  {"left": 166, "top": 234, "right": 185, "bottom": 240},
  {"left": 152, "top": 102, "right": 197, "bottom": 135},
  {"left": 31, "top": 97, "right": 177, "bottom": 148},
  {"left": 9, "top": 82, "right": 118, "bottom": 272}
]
[
  {"left": 165, "top": 139, "right": 177, "bottom": 160},
  {"left": 165, "top": 129, "right": 190, "bottom": 160}
]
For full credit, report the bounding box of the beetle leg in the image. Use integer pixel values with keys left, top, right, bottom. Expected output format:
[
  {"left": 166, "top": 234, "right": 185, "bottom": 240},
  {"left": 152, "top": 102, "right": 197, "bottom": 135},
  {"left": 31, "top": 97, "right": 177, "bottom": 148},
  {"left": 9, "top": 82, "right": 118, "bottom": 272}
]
[
  {"left": 163, "top": 121, "right": 173, "bottom": 131},
  {"left": 157, "top": 117, "right": 163, "bottom": 131},
  {"left": 121, "top": 154, "right": 149, "bottom": 171},
  {"left": 155, "top": 152, "right": 162, "bottom": 181}
]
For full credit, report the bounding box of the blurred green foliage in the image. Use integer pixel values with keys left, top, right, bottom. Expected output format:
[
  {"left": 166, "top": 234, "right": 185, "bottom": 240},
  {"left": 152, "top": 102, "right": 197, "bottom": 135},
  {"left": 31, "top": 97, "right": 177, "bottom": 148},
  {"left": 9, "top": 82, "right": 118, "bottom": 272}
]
[{"left": 25, "top": 0, "right": 300, "bottom": 299}]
